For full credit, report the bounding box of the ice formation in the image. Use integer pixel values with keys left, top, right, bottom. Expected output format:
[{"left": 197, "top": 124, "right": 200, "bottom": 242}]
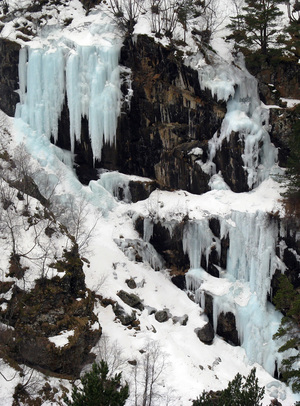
[
  {"left": 196, "top": 54, "right": 279, "bottom": 189},
  {"left": 16, "top": 40, "right": 121, "bottom": 163},
  {"left": 184, "top": 211, "right": 286, "bottom": 374}
]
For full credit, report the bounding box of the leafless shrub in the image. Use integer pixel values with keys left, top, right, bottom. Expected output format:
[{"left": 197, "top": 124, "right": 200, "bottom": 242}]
[{"left": 109, "top": 0, "right": 146, "bottom": 34}]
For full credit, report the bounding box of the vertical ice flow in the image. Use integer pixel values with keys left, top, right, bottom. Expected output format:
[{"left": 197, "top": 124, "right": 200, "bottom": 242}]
[
  {"left": 184, "top": 211, "right": 285, "bottom": 374},
  {"left": 16, "top": 42, "right": 121, "bottom": 163},
  {"left": 198, "top": 56, "right": 278, "bottom": 189}
]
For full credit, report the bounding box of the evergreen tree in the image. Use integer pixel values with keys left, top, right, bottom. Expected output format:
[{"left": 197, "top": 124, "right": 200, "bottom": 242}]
[
  {"left": 278, "top": 1, "right": 300, "bottom": 60},
  {"left": 192, "top": 368, "right": 265, "bottom": 406},
  {"left": 273, "top": 274, "right": 300, "bottom": 393},
  {"left": 282, "top": 104, "right": 300, "bottom": 216},
  {"left": 227, "top": 0, "right": 284, "bottom": 55},
  {"left": 64, "top": 361, "right": 129, "bottom": 406}
]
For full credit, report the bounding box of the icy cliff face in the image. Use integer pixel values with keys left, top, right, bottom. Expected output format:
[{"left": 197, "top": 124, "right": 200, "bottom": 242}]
[
  {"left": 192, "top": 54, "right": 279, "bottom": 189},
  {"left": 183, "top": 210, "right": 284, "bottom": 374},
  {"left": 16, "top": 39, "right": 121, "bottom": 163},
  {"left": 13, "top": 27, "right": 285, "bottom": 376}
]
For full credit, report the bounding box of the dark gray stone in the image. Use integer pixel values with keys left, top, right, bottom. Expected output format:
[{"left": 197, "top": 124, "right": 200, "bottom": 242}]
[
  {"left": 125, "top": 278, "right": 137, "bottom": 289},
  {"left": 217, "top": 311, "right": 240, "bottom": 346},
  {"left": 172, "top": 314, "right": 188, "bottom": 326},
  {"left": 113, "top": 303, "right": 136, "bottom": 326},
  {"left": 117, "top": 290, "right": 144, "bottom": 311},
  {"left": 195, "top": 322, "right": 215, "bottom": 345},
  {"left": 155, "top": 310, "right": 170, "bottom": 323}
]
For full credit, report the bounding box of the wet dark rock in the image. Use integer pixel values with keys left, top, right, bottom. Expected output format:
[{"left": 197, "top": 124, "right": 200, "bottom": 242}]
[
  {"left": 214, "top": 131, "right": 249, "bottom": 193},
  {"left": 195, "top": 322, "right": 215, "bottom": 345},
  {"left": 209, "top": 217, "right": 221, "bottom": 238},
  {"left": 171, "top": 274, "right": 186, "bottom": 290},
  {"left": 0, "top": 39, "right": 20, "bottom": 116},
  {"left": 217, "top": 311, "right": 240, "bottom": 346},
  {"left": 128, "top": 179, "right": 157, "bottom": 202},
  {"left": 135, "top": 217, "right": 189, "bottom": 273}
]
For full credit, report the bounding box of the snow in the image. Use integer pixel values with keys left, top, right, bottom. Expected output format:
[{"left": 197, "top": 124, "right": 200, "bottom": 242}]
[
  {"left": 281, "top": 98, "right": 300, "bottom": 108},
  {"left": 0, "top": 0, "right": 299, "bottom": 405},
  {"left": 48, "top": 330, "right": 75, "bottom": 348}
]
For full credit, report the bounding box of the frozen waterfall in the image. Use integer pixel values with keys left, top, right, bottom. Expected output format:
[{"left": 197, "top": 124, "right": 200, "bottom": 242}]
[
  {"left": 184, "top": 210, "right": 285, "bottom": 375},
  {"left": 15, "top": 40, "right": 121, "bottom": 163},
  {"left": 196, "top": 55, "right": 279, "bottom": 189}
]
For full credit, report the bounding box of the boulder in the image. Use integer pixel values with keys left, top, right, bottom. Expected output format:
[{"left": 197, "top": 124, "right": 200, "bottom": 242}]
[
  {"left": 113, "top": 303, "right": 136, "bottom": 326},
  {"left": 117, "top": 290, "right": 144, "bottom": 311},
  {"left": 155, "top": 310, "right": 170, "bottom": 323},
  {"left": 172, "top": 314, "right": 188, "bottom": 326},
  {"left": 125, "top": 278, "right": 137, "bottom": 289},
  {"left": 195, "top": 322, "right": 215, "bottom": 345}
]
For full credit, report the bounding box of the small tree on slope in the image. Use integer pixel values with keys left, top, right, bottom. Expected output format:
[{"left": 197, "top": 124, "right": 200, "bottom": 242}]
[
  {"left": 192, "top": 368, "right": 265, "bottom": 406},
  {"left": 64, "top": 361, "right": 129, "bottom": 406}
]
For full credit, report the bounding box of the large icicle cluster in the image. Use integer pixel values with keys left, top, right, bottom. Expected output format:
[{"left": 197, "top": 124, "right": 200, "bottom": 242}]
[
  {"left": 195, "top": 55, "right": 279, "bottom": 189},
  {"left": 184, "top": 210, "right": 285, "bottom": 374},
  {"left": 16, "top": 41, "right": 121, "bottom": 163}
]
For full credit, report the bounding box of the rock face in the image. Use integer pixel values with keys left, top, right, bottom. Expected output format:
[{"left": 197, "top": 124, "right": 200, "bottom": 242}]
[
  {"left": 2, "top": 280, "right": 101, "bottom": 376},
  {"left": 250, "top": 60, "right": 300, "bottom": 105},
  {"left": 54, "top": 34, "right": 225, "bottom": 192},
  {"left": 103, "top": 35, "right": 225, "bottom": 194},
  {"left": 216, "top": 312, "right": 240, "bottom": 346},
  {"left": 0, "top": 39, "right": 20, "bottom": 116},
  {"left": 0, "top": 247, "right": 101, "bottom": 377}
]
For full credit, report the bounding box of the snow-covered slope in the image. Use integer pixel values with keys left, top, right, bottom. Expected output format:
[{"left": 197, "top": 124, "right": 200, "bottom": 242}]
[{"left": 0, "top": 0, "right": 299, "bottom": 405}]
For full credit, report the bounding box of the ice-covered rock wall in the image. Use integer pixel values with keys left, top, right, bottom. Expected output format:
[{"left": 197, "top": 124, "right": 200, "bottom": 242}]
[
  {"left": 183, "top": 211, "right": 285, "bottom": 374},
  {"left": 192, "top": 54, "right": 280, "bottom": 190},
  {"left": 15, "top": 40, "right": 121, "bottom": 163},
  {"left": 139, "top": 208, "right": 286, "bottom": 375}
]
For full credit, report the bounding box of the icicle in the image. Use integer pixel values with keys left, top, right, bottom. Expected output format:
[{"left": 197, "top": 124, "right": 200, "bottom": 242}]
[
  {"left": 196, "top": 55, "right": 278, "bottom": 190},
  {"left": 16, "top": 40, "right": 121, "bottom": 163}
]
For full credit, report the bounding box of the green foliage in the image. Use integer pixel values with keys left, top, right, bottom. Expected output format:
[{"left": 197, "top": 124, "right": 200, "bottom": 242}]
[
  {"left": 64, "top": 361, "right": 129, "bottom": 406},
  {"left": 227, "top": 0, "right": 284, "bottom": 55},
  {"left": 279, "top": 19, "right": 300, "bottom": 61},
  {"left": 273, "top": 274, "right": 300, "bottom": 392},
  {"left": 282, "top": 104, "right": 300, "bottom": 216},
  {"left": 192, "top": 368, "right": 265, "bottom": 406}
]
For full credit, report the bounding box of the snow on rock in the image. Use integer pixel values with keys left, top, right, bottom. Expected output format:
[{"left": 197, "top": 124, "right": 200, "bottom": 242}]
[
  {"left": 48, "top": 330, "right": 75, "bottom": 348},
  {"left": 188, "top": 52, "right": 280, "bottom": 190}
]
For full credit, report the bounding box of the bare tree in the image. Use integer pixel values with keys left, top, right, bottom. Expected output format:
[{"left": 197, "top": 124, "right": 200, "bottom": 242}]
[
  {"left": 95, "top": 335, "right": 127, "bottom": 376},
  {"left": 131, "top": 341, "right": 167, "bottom": 406},
  {"left": 149, "top": 0, "right": 164, "bottom": 35},
  {"left": 109, "top": 0, "right": 146, "bottom": 34}
]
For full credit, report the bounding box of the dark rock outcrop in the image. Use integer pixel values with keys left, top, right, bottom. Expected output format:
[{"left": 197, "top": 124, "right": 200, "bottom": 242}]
[
  {"left": 155, "top": 310, "right": 170, "bottom": 323},
  {"left": 135, "top": 216, "right": 189, "bottom": 273},
  {"left": 117, "top": 290, "right": 144, "bottom": 311},
  {"left": 113, "top": 303, "right": 136, "bottom": 326},
  {"left": 216, "top": 311, "right": 240, "bottom": 346},
  {"left": 195, "top": 322, "right": 215, "bottom": 344},
  {"left": 0, "top": 39, "right": 20, "bottom": 116},
  {"left": 2, "top": 281, "right": 101, "bottom": 376},
  {"left": 105, "top": 35, "right": 225, "bottom": 194}
]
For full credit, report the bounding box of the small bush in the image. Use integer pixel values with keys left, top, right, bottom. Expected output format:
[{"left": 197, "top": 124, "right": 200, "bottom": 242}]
[{"left": 192, "top": 368, "right": 265, "bottom": 406}]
